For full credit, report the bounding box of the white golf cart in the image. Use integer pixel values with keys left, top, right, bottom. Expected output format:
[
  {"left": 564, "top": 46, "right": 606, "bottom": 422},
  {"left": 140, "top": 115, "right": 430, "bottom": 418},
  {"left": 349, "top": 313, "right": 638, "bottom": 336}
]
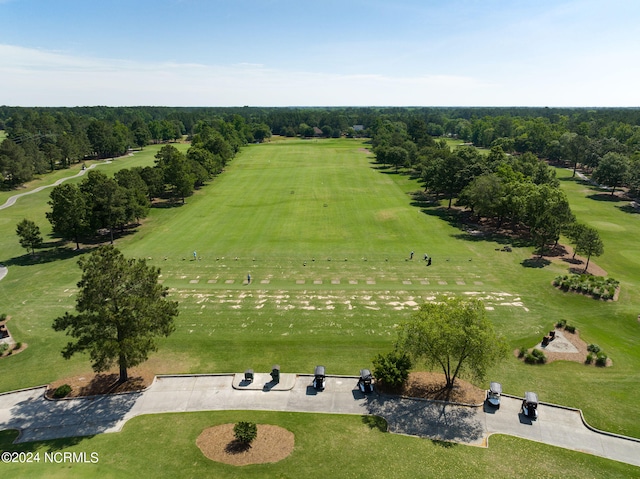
[
  {"left": 486, "top": 382, "right": 502, "bottom": 408},
  {"left": 522, "top": 391, "right": 539, "bottom": 419}
]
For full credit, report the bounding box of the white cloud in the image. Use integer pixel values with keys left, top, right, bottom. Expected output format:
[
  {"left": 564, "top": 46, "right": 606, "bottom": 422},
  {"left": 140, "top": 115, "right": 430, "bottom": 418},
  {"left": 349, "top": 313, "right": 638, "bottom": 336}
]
[{"left": 0, "top": 43, "right": 638, "bottom": 107}]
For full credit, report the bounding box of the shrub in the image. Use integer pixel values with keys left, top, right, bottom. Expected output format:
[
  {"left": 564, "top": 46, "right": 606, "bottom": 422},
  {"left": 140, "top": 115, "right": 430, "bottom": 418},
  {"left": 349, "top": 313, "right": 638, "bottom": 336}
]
[
  {"left": 233, "top": 421, "right": 257, "bottom": 444},
  {"left": 554, "top": 274, "right": 619, "bottom": 300},
  {"left": 531, "top": 348, "right": 547, "bottom": 364},
  {"left": 372, "top": 351, "right": 412, "bottom": 389},
  {"left": 0, "top": 343, "right": 7, "bottom": 355},
  {"left": 518, "top": 347, "right": 527, "bottom": 358},
  {"left": 525, "top": 349, "right": 546, "bottom": 364},
  {"left": 565, "top": 325, "right": 576, "bottom": 333},
  {"left": 53, "top": 384, "right": 72, "bottom": 398},
  {"left": 595, "top": 352, "right": 608, "bottom": 367},
  {"left": 587, "top": 344, "right": 600, "bottom": 353},
  {"left": 585, "top": 353, "right": 594, "bottom": 364},
  {"left": 13, "top": 342, "right": 22, "bottom": 350},
  {"left": 556, "top": 319, "right": 567, "bottom": 328},
  {"left": 0, "top": 313, "right": 6, "bottom": 321}
]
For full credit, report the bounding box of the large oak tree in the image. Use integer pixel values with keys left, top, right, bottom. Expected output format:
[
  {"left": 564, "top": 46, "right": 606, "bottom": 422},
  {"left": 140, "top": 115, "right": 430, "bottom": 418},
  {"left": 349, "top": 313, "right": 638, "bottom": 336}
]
[{"left": 397, "top": 298, "right": 507, "bottom": 389}]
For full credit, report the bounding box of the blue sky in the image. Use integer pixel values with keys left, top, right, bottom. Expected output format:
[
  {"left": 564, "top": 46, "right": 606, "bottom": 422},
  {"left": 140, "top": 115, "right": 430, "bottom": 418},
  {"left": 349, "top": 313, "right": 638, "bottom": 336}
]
[{"left": 1, "top": 0, "right": 639, "bottom": 107}]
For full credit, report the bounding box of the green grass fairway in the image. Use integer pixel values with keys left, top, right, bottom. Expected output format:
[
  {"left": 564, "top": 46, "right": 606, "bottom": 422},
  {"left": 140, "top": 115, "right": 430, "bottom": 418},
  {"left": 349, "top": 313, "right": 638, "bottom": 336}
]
[
  {"left": 1, "top": 137, "right": 640, "bottom": 457},
  {"left": 0, "top": 411, "right": 637, "bottom": 478}
]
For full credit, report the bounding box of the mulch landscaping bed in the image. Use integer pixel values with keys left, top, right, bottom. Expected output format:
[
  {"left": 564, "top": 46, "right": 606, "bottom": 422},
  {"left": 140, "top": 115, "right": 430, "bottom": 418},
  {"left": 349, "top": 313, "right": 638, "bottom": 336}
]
[
  {"left": 382, "top": 372, "right": 486, "bottom": 405},
  {"left": 196, "top": 424, "right": 294, "bottom": 466},
  {"left": 46, "top": 367, "right": 156, "bottom": 398}
]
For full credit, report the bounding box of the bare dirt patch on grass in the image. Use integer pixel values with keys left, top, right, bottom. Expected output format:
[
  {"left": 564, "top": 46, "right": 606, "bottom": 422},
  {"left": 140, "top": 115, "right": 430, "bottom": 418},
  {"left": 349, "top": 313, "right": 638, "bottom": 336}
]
[
  {"left": 46, "top": 366, "right": 155, "bottom": 398},
  {"left": 538, "top": 244, "right": 608, "bottom": 276},
  {"left": 382, "top": 372, "right": 485, "bottom": 404},
  {"left": 197, "top": 423, "right": 294, "bottom": 465}
]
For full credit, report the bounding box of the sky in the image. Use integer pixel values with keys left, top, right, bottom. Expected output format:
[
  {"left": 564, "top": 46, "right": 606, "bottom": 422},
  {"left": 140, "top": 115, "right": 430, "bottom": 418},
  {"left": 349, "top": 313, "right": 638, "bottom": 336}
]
[{"left": 1, "top": 0, "right": 639, "bottom": 107}]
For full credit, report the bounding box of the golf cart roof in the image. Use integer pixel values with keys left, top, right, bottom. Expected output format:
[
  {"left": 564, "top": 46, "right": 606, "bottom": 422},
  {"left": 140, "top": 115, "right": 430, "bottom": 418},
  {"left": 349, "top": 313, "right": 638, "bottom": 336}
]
[
  {"left": 524, "top": 391, "right": 538, "bottom": 404},
  {"left": 489, "top": 382, "right": 502, "bottom": 394},
  {"left": 314, "top": 365, "right": 325, "bottom": 376},
  {"left": 360, "top": 369, "right": 372, "bottom": 378}
]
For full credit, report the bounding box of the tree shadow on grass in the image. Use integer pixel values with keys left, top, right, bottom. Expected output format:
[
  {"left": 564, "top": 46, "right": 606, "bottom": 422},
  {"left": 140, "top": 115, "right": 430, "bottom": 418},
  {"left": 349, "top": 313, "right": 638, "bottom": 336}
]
[
  {"left": 431, "top": 439, "right": 457, "bottom": 448},
  {"left": 361, "top": 415, "right": 388, "bottom": 432},
  {"left": 150, "top": 200, "right": 186, "bottom": 209},
  {"left": 0, "top": 429, "right": 90, "bottom": 452},
  {"left": 409, "top": 191, "right": 439, "bottom": 209},
  {"left": 617, "top": 204, "right": 640, "bottom": 215},
  {"left": 521, "top": 258, "right": 551, "bottom": 268},
  {"left": 561, "top": 257, "right": 583, "bottom": 266},
  {"left": 421, "top": 207, "right": 534, "bottom": 249},
  {"left": 2, "top": 247, "right": 86, "bottom": 267},
  {"left": 586, "top": 192, "right": 621, "bottom": 202}
]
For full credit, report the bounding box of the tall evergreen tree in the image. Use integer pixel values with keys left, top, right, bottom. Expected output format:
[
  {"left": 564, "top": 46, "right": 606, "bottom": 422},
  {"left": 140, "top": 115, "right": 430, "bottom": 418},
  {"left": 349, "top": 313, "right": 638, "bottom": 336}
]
[{"left": 52, "top": 246, "right": 178, "bottom": 384}]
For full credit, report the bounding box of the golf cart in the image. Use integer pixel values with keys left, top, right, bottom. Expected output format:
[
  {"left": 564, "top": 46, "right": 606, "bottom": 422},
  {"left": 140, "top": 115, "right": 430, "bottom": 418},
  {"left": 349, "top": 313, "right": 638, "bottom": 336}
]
[
  {"left": 358, "top": 369, "right": 374, "bottom": 394},
  {"left": 522, "top": 391, "right": 539, "bottom": 419},
  {"left": 486, "top": 382, "right": 502, "bottom": 408},
  {"left": 313, "top": 365, "right": 326, "bottom": 390}
]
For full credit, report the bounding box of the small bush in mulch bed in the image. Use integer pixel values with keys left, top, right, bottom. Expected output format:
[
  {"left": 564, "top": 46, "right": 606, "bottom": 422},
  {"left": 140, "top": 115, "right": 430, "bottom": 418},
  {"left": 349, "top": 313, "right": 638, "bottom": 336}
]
[
  {"left": 234, "top": 421, "right": 258, "bottom": 445},
  {"left": 595, "top": 352, "right": 609, "bottom": 367},
  {"left": 553, "top": 274, "right": 619, "bottom": 300},
  {"left": 53, "top": 384, "right": 72, "bottom": 398},
  {"left": 371, "top": 351, "right": 412, "bottom": 390},
  {"left": 585, "top": 353, "right": 595, "bottom": 364},
  {"left": 524, "top": 349, "right": 547, "bottom": 364}
]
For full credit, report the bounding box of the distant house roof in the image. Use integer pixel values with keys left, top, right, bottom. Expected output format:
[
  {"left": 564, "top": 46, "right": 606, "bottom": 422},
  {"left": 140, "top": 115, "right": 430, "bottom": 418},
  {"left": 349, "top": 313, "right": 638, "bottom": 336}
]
[
  {"left": 313, "top": 127, "right": 323, "bottom": 136},
  {"left": 353, "top": 125, "right": 365, "bottom": 131}
]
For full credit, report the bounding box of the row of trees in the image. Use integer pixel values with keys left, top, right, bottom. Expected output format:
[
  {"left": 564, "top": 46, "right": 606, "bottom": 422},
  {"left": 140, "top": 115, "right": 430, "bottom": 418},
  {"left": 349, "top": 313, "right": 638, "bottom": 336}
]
[
  {"left": 43, "top": 119, "right": 246, "bottom": 249},
  {"left": 47, "top": 170, "right": 149, "bottom": 247},
  {"left": 0, "top": 108, "right": 271, "bottom": 189},
  {"left": 370, "top": 117, "right": 610, "bottom": 259}
]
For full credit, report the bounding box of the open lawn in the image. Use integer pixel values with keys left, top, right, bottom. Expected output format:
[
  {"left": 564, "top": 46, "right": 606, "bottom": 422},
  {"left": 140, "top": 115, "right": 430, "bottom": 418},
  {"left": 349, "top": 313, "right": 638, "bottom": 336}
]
[{"left": 0, "top": 138, "right": 639, "bottom": 474}]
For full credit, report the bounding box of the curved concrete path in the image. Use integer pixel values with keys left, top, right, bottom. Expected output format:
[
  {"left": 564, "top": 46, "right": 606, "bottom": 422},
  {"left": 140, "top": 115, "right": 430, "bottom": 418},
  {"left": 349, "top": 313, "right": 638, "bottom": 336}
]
[
  {"left": 0, "top": 374, "right": 638, "bottom": 467},
  {"left": 0, "top": 159, "right": 113, "bottom": 211}
]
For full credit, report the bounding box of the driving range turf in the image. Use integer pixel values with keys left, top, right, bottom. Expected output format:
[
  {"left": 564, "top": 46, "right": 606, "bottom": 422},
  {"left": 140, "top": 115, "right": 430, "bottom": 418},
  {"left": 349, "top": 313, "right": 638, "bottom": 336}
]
[{"left": 0, "top": 137, "right": 639, "bottom": 475}]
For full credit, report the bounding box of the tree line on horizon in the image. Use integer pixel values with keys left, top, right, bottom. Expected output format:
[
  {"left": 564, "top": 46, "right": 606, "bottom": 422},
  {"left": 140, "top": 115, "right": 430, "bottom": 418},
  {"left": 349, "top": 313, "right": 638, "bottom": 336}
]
[{"left": 2, "top": 105, "right": 640, "bottom": 194}]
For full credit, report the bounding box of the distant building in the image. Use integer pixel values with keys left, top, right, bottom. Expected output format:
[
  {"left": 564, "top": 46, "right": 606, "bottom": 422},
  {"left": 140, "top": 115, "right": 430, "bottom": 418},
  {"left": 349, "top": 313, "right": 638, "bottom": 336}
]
[
  {"left": 313, "top": 127, "right": 323, "bottom": 136},
  {"left": 353, "top": 125, "right": 365, "bottom": 132}
]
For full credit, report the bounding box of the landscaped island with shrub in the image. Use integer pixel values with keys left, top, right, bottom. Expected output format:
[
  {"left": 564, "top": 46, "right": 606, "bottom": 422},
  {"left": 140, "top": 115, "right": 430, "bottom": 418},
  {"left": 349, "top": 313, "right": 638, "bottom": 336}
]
[{"left": 553, "top": 274, "right": 619, "bottom": 300}]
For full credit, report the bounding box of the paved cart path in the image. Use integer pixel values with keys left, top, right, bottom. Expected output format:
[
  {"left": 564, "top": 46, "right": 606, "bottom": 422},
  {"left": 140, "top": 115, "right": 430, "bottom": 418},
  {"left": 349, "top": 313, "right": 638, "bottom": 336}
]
[
  {"left": 0, "top": 159, "right": 113, "bottom": 211},
  {"left": 0, "top": 374, "right": 638, "bottom": 468}
]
